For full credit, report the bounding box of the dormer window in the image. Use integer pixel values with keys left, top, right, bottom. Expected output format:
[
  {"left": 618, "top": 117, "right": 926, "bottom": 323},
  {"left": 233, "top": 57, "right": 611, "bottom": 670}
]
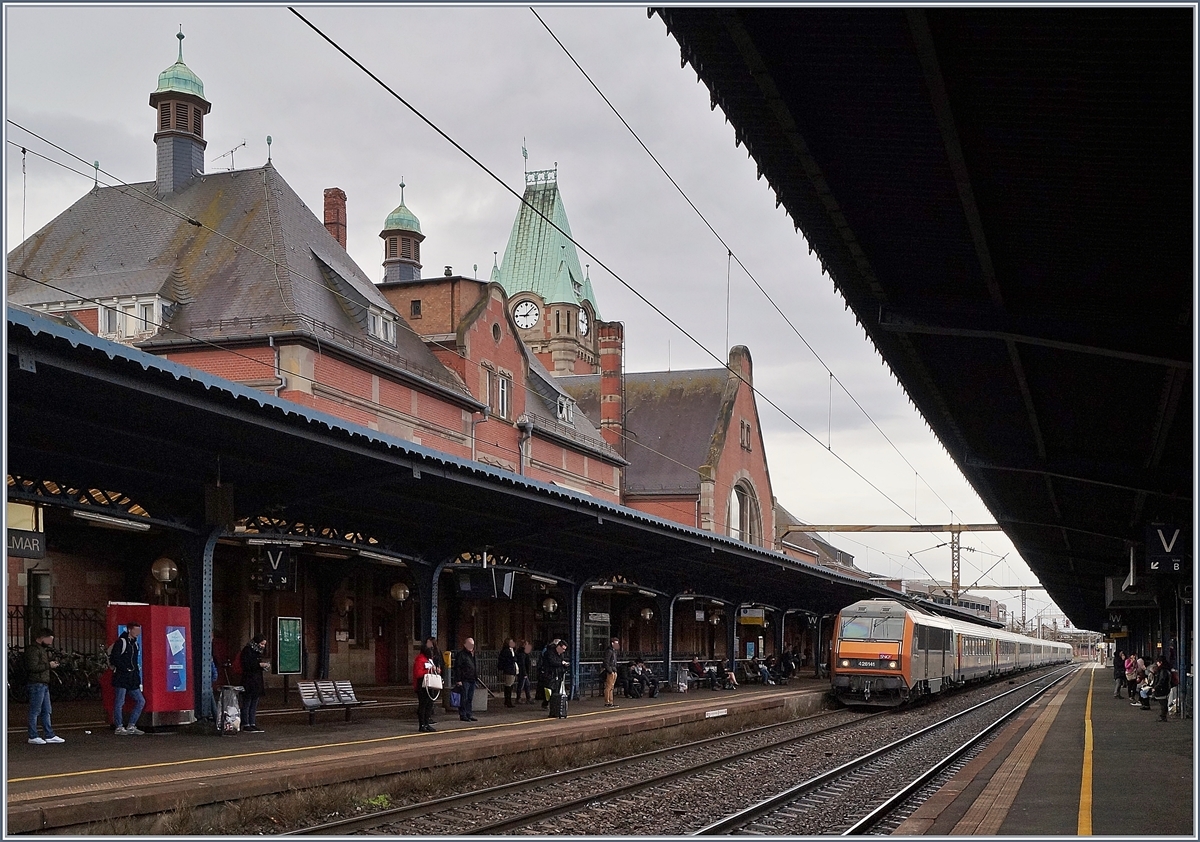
[
  {"left": 97, "top": 297, "right": 161, "bottom": 341},
  {"left": 367, "top": 309, "right": 396, "bottom": 344},
  {"left": 557, "top": 396, "right": 574, "bottom": 424}
]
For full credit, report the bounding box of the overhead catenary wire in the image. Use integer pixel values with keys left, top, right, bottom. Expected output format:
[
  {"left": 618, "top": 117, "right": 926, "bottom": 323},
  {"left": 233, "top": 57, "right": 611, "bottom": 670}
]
[
  {"left": 285, "top": 7, "right": 917, "bottom": 524},
  {"left": 529, "top": 7, "right": 963, "bottom": 525}
]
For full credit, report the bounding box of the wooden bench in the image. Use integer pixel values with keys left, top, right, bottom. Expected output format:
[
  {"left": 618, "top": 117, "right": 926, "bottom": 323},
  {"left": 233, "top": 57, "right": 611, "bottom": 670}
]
[{"left": 296, "top": 680, "right": 378, "bottom": 725}]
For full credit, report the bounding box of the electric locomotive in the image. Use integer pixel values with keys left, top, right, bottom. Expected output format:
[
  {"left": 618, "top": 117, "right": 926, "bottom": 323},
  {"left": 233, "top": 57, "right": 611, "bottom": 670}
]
[{"left": 830, "top": 598, "right": 1072, "bottom": 706}]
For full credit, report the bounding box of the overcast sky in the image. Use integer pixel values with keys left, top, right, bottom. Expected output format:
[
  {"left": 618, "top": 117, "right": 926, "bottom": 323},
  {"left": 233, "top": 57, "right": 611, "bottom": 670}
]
[{"left": 4, "top": 5, "right": 1071, "bottom": 629}]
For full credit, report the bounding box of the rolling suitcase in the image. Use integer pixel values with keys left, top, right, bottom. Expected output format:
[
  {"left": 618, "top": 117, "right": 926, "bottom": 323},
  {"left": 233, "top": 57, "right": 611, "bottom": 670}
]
[{"left": 549, "top": 677, "right": 568, "bottom": 718}]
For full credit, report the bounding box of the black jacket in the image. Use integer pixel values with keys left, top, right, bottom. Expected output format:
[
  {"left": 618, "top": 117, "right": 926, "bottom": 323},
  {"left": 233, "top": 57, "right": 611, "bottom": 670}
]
[
  {"left": 24, "top": 641, "right": 52, "bottom": 685},
  {"left": 110, "top": 633, "right": 142, "bottom": 689},
  {"left": 540, "top": 646, "right": 569, "bottom": 689},
  {"left": 239, "top": 642, "right": 267, "bottom": 697},
  {"left": 518, "top": 649, "right": 532, "bottom": 680},
  {"left": 497, "top": 646, "right": 519, "bottom": 677},
  {"left": 455, "top": 648, "right": 478, "bottom": 684}
]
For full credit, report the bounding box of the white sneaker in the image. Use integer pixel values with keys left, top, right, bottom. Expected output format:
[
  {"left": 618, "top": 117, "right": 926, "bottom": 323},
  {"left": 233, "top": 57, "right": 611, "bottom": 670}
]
[
  {"left": 27, "top": 737, "right": 46, "bottom": 745},
  {"left": 45, "top": 735, "right": 65, "bottom": 744},
  {"left": 126, "top": 726, "right": 145, "bottom": 736},
  {"left": 115, "top": 726, "right": 129, "bottom": 735}
]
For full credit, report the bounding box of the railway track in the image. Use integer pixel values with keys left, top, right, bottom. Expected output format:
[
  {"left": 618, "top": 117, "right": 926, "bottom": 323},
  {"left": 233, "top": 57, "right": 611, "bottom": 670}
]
[
  {"left": 286, "top": 708, "right": 879, "bottom": 835},
  {"left": 288, "top": 665, "right": 1074, "bottom": 836},
  {"left": 697, "top": 664, "right": 1077, "bottom": 835}
]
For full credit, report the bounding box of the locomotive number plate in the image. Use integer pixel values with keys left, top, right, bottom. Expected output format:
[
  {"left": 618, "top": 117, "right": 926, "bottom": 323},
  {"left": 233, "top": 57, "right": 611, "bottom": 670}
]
[{"left": 855, "top": 660, "right": 879, "bottom": 668}]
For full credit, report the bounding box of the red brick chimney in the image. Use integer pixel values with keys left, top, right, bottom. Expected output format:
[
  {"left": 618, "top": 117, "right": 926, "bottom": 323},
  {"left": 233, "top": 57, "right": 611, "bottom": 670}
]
[
  {"left": 598, "top": 321, "right": 624, "bottom": 455},
  {"left": 323, "top": 187, "right": 347, "bottom": 248}
]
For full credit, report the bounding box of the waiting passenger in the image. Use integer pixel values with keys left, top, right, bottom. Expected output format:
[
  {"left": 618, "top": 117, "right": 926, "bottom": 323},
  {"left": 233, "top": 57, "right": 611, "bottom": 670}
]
[{"left": 1112, "top": 649, "right": 1126, "bottom": 698}]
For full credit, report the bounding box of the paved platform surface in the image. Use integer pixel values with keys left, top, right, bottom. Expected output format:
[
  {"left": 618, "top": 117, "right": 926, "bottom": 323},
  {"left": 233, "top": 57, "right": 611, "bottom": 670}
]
[
  {"left": 896, "top": 662, "right": 1194, "bottom": 836},
  {"left": 5, "top": 675, "right": 830, "bottom": 833},
  {"left": 8, "top": 664, "right": 1193, "bottom": 835}
]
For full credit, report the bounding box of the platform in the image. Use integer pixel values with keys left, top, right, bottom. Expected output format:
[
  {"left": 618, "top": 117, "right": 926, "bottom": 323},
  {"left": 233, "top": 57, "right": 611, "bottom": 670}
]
[
  {"left": 5, "top": 676, "right": 830, "bottom": 833},
  {"left": 896, "top": 662, "right": 1193, "bottom": 836},
  {"left": 8, "top": 665, "right": 1192, "bottom": 835}
]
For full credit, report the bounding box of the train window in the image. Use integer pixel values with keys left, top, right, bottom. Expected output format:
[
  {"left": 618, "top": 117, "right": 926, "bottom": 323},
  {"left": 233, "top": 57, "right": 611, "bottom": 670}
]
[
  {"left": 916, "top": 625, "right": 951, "bottom": 650},
  {"left": 839, "top": 616, "right": 905, "bottom": 641}
]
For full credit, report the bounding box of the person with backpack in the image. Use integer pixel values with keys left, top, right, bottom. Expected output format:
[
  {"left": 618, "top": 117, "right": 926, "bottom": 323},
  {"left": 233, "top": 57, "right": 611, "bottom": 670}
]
[
  {"left": 110, "top": 622, "right": 145, "bottom": 735},
  {"left": 25, "top": 628, "right": 64, "bottom": 744}
]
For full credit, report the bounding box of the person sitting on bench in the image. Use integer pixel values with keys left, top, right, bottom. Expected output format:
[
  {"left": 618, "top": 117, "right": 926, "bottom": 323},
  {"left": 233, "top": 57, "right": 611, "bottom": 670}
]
[{"left": 689, "top": 657, "right": 716, "bottom": 690}]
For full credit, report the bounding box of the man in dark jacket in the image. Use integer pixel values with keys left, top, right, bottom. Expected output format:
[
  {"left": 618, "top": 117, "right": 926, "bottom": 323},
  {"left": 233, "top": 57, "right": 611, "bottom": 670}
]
[
  {"left": 1112, "top": 649, "right": 1125, "bottom": 698},
  {"left": 110, "top": 622, "right": 145, "bottom": 735},
  {"left": 541, "top": 639, "right": 570, "bottom": 717},
  {"left": 455, "top": 638, "right": 478, "bottom": 721},
  {"left": 497, "top": 638, "right": 519, "bottom": 708},
  {"left": 24, "top": 628, "right": 64, "bottom": 744}
]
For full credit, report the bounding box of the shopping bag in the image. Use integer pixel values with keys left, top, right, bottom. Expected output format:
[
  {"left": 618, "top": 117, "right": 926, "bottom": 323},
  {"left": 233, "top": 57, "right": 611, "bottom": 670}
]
[{"left": 450, "top": 689, "right": 462, "bottom": 709}]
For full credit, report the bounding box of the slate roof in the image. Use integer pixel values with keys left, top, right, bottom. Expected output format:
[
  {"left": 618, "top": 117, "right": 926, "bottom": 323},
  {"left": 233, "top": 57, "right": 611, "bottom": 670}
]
[
  {"left": 774, "top": 502, "right": 862, "bottom": 573},
  {"left": 7, "top": 165, "right": 466, "bottom": 396},
  {"left": 561, "top": 368, "right": 731, "bottom": 494},
  {"left": 494, "top": 173, "right": 600, "bottom": 317},
  {"left": 522, "top": 353, "right": 622, "bottom": 464}
]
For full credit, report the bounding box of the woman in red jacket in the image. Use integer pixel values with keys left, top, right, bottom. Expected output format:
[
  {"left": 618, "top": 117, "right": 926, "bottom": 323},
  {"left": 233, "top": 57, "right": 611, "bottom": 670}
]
[{"left": 412, "top": 642, "right": 442, "bottom": 733}]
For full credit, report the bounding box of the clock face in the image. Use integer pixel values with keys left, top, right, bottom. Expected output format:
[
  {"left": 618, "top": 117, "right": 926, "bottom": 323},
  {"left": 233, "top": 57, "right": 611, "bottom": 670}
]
[
  {"left": 577, "top": 307, "right": 590, "bottom": 336},
  {"left": 513, "top": 300, "right": 540, "bottom": 330}
]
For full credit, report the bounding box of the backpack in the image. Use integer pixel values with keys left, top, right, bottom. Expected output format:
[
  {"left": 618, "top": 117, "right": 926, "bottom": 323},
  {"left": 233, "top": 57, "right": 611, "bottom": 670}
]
[{"left": 107, "top": 637, "right": 127, "bottom": 668}]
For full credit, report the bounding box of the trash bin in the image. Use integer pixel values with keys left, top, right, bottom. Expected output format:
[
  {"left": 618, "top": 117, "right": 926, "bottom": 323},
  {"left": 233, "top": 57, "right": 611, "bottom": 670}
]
[{"left": 217, "top": 685, "right": 244, "bottom": 735}]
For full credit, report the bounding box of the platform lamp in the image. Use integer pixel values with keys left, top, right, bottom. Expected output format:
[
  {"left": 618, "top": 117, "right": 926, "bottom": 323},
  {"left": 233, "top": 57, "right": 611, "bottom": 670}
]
[
  {"left": 389, "top": 582, "right": 410, "bottom": 603},
  {"left": 151, "top": 557, "right": 178, "bottom": 604},
  {"left": 542, "top": 597, "right": 558, "bottom": 614},
  {"left": 640, "top": 607, "right": 654, "bottom": 621}
]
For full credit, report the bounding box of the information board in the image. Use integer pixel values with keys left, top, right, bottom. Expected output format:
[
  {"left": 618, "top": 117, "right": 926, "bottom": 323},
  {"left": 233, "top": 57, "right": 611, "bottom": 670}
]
[{"left": 276, "top": 617, "right": 302, "bottom": 675}]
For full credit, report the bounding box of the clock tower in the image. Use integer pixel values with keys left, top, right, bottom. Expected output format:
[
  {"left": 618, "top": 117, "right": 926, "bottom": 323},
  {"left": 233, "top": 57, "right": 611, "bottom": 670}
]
[{"left": 492, "top": 168, "right": 600, "bottom": 376}]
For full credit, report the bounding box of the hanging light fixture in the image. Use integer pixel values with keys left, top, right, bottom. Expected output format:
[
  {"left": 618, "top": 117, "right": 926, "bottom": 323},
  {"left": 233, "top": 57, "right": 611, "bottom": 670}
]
[
  {"left": 542, "top": 597, "right": 558, "bottom": 614},
  {"left": 150, "top": 557, "right": 178, "bottom": 583},
  {"left": 640, "top": 607, "right": 654, "bottom": 621},
  {"left": 389, "top": 582, "right": 410, "bottom": 603}
]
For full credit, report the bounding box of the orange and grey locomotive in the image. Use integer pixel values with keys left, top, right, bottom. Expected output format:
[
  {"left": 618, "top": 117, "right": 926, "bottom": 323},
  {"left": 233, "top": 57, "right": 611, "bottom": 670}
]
[{"left": 830, "top": 598, "right": 1073, "bottom": 707}]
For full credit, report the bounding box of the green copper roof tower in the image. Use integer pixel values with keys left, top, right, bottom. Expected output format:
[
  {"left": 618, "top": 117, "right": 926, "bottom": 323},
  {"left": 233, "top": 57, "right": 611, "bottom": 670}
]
[
  {"left": 495, "top": 168, "right": 600, "bottom": 319},
  {"left": 149, "top": 28, "right": 211, "bottom": 194}
]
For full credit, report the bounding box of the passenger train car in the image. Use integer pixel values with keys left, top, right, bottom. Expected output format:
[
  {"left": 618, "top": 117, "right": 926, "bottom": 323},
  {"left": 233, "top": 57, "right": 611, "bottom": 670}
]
[{"left": 830, "top": 598, "right": 1073, "bottom": 706}]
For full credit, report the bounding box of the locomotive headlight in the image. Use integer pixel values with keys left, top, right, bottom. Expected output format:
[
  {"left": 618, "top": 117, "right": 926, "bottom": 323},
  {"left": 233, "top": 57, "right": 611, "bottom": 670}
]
[
  {"left": 840, "top": 659, "right": 850, "bottom": 668},
  {"left": 888, "top": 660, "right": 899, "bottom": 669}
]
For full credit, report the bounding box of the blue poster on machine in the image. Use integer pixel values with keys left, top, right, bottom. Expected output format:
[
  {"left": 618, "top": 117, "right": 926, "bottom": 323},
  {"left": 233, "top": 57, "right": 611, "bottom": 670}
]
[{"left": 166, "top": 625, "right": 187, "bottom": 692}]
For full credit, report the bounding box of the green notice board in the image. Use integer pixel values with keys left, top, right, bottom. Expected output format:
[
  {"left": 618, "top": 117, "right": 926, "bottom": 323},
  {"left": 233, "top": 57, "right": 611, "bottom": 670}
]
[{"left": 276, "top": 617, "right": 302, "bottom": 675}]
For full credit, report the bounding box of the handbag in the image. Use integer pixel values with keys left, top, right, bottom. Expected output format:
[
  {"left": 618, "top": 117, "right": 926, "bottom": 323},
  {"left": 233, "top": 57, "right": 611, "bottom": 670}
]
[{"left": 421, "top": 673, "right": 443, "bottom": 691}]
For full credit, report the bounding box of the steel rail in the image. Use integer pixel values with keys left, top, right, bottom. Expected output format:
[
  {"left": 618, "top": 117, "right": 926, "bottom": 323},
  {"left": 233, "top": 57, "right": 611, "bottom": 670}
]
[
  {"left": 694, "top": 665, "right": 1077, "bottom": 835},
  {"left": 842, "top": 666, "right": 1076, "bottom": 835},
  {"left": 287, "top": 709, "right": 878, "bottom": 836}
]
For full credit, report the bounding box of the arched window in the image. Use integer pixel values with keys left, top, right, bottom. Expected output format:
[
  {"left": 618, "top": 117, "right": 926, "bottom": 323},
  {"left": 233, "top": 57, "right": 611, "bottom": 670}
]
[{"left": 727, "top": 482, "right": 761, "bottom": 545}]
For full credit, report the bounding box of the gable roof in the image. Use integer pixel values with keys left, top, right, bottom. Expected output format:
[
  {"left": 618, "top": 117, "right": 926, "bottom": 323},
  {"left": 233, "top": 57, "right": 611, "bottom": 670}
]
[
  {"left": 493, "top": 173, "right": 600, "bottom": 317},
  {"left": 7, "top": 165, "right": 466, "bottom": 396},
  {"left": 561, "top": 368, "right": 731, "bottom": 494}
]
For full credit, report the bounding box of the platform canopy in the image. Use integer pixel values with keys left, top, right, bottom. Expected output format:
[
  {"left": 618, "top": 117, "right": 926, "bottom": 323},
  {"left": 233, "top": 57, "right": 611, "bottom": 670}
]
[
  {"left": 655, "top": 8, "right": 1193, "bottom": 631},
  {"left": 8, "top": 307, "right": 1001, "bottom": 627}
]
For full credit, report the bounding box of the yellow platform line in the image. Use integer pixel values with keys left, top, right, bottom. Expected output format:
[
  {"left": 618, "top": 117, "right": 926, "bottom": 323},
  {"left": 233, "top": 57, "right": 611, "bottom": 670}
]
[
  {"left": 1078, "top": 666, "right": 1094, "bottom": 835},
  {"left": 951, "top": 671, "right": 1079, "bottom": 835},
  {"left": 7, "top": 699, "right": 685, "bottom": 785}
]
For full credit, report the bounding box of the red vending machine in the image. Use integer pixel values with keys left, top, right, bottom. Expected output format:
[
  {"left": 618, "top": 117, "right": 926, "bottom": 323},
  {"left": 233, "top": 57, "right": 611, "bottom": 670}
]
[{"left": 102, "top": 602, "right": 196, "bottom": 728}]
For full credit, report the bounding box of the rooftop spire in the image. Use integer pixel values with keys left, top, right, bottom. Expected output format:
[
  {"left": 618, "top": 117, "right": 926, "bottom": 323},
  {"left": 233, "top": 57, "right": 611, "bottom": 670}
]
[{"left": 177, "top": 26, "right": 185, "bottom": 63}]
